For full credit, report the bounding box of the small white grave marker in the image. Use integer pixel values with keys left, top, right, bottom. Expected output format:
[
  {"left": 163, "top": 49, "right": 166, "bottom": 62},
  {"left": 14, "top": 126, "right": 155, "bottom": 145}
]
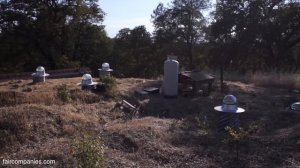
[
  {"left": 78, "top": 74, "right": 98, "bottom": 90},
  {"left": 98, "top": 63, "right": 113, "bottom": 79},
  {"left": 32, "top": 66, "right": 50, "bottom": 83},
  {"left": 290, "top": 102, "right": 300, "bottom": 112},
  {"left": 214, "top": 95, "right": 245, "bottom": 132}
]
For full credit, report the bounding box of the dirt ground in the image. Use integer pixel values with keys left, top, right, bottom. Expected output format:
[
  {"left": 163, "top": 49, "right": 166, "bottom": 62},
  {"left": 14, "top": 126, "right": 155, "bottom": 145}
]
[{"left": 0, "top": 77, "right": 300, "bottom": 167}]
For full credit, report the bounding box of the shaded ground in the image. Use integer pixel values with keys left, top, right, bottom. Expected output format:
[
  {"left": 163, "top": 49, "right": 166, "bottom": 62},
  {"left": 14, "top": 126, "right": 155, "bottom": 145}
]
[{"left": 0, "top": 77, "right": 299, "bottom": 167}]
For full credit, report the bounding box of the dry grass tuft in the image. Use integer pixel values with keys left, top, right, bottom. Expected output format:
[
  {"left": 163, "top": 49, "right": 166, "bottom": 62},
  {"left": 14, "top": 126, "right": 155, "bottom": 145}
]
[
  {"left": 70, "top": 89, "right": 102, "bottom": 104},
  {"left": 209, "top": 70, "right": 300, "bottom": 90},
  {"left": 0, "top": 109, "right": 29, "bottom": 148},
  {"left": 0, "top": 91, "right": 19, "bottom": 106},
  {"left": 29, "top": 91, "right": 59, "bottom": 105},
  {"left": 60, "top": 109, "right": 98, "bottom": 125},
  {"left": 105, "top": 117, "right": 173, "bottom": 145},
  {"left": 0, "top": 91, "right": 59, "bottom": 106},
  {"left": 0, "top": 89, "right": 102, "bottom": 107},
  {"left": 251, "top": 72, "right": 300, "bottom": 89}
]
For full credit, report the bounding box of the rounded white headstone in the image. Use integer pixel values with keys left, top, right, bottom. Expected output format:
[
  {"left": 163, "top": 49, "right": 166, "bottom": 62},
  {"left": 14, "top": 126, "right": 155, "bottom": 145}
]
[
  {"left": 102, "top": 63, "right": 110, "bottom": 70},
  {"left": 223, "top": 95, "right": 237, "bottom": 105},
  {"left": 36, "top": 66, "right": 45, "bottom": 76},
  {"left": 81, "top": 74, "right": 93, "bottom": 85},
  {"left": 102, "top": 62, "right": 113, "bottom": 71},
  {"left": 36, "top": 66, "right": 45, "bottom": 72},
  {"left": 291, "top": 102, "right": 300, "bottom": 111},
  {"left": 214, "top": 95, "right": 245, "bottom": 113}
]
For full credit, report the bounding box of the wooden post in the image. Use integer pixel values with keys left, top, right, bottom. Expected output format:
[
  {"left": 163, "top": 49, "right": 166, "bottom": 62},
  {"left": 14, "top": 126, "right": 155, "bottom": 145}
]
[{"left": 220, "top": 58, "right": 224, "bottom": 93}]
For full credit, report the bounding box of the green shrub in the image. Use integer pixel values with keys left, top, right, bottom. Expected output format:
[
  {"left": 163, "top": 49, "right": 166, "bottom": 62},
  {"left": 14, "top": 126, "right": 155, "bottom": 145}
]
[
  {"left": 71, "top": 134, "right": 105, "bottom": 168},
  {"left": 101, "top": 76, "right": 118, "bottom": 97},
  {"left": 169, "top": 119, "right": 179, "bottom": 132},
  {"left": 101, "top": 76, "right": 116, "bottom": 89},
  {"left": 195, "top": 115, "right": 209, "bottom": 133},
  {"left": 224, "top": 127, "right": 249, "bottom": 144},
  {"left": 223, "top": 124, "right": 258, "bottom": 160},
  {"left": 56, "top": 84, "right": 71, "bottom": 102}
]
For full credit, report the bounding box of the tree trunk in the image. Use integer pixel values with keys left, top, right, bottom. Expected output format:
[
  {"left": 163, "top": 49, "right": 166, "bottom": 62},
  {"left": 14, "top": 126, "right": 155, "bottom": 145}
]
[
  {"left": 220, "top": 61, "right": 224, "bottom": 93},
  {"left": 188, "top": 41, "right": 194, "bottom": 69}
]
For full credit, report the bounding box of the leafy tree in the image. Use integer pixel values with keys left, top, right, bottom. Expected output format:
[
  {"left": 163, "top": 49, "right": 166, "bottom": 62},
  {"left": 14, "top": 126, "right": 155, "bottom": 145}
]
[
  {"left": 113, "top": 26, "right": 155, "bottom": 77},
  {"left": 209, "top": 0, "right": 300, "bottom": 72},
  {"left": 0, "top": 0, "right": 111, "bottom": 73},
  {"left": 152, "top": 0, "right": 209, "bottom": 68}
]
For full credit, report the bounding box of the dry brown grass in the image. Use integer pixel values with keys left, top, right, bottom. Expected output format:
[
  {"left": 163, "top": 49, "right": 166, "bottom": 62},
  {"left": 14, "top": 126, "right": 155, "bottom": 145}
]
[
  {"left": 70, "top": 89, "right": 102, "bottom": 104},
  {"left": 206, "top": 70, "right": 300, "bottom": 90},
  {"left": 105, "top": 117, "right": 173, "bottom": 142},
  {"left": 60, "top": 108, "right": 99, "bottom": 125},
  {"left": 251, "top": 72, "right": 300, "bottom": 89},
  {"left": 0, "top": 88, "right": 102, "bottom": 107},
  {"left": 0, "top": 91, "right": 20, "bottom": 106},
  {"left": 0, "top": 109, "right": 30, "bottom": 149},
  {"left": 0, "top": 77, "right": 300, "bottom": 167},
  {"left": 27, "top": 91, "right": 59, "bottom": 105},
  {"left": 0, "top": 103, "right": 106, "bottom": 167}
]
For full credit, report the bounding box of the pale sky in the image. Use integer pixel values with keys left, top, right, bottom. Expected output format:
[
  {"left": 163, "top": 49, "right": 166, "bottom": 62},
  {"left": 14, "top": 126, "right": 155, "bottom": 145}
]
[
  {"left": 99, "top": 0, "right": 215, "bottom": 38},
  {"left": 99, "top": 0, "right": 172, "bottom": 38}
]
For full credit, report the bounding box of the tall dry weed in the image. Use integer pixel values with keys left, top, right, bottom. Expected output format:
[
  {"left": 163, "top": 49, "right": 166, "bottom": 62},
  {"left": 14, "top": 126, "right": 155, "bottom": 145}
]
[
  {"left": 0, "top": 109, "right": 29, "bottom": 148},
  {"left": 0, "top": 91, "right": 18, "bottom": 106},
  {"left": 204, "top": 69, "right": 300, "bottom": 89},
  {"left": 251, "top": 72, "right": 300, "bottom": 89},
  {"left": 70, "top": 89, "right": 101, "bottom": 104}
]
